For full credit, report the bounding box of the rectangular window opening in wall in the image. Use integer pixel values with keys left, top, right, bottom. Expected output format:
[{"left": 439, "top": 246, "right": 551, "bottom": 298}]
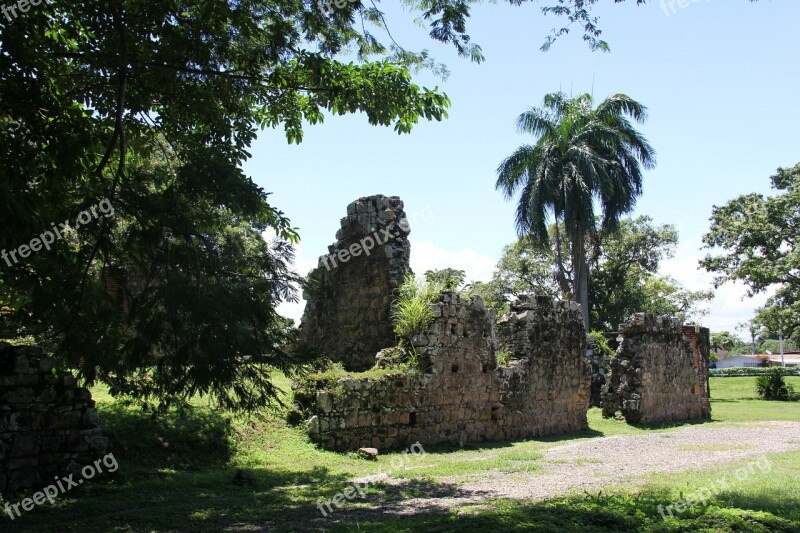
[
  {"left": 451, "top": 364, "right": 459, "bottom": 373},
  {"left": 482, "top": 363, "right": 490, "bottom": 373},
  {"left": 409, "top": 412, "right": 417, "bottom": 425}
]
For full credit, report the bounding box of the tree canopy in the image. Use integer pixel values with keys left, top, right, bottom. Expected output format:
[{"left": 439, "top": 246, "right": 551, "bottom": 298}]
[
  {"left": 0, "top": 0, "right": 455, "bottom": 412},
  {"left": 702, "top": 163, "right": 800, "bottom": 341},
  {"left": 478, "top": 216, "right": 711, "bottom": 328},
  {"left": 0, "top": 0, "right": 662, "bottom": 411},
  {"left": 495, "top": 92, "right": 656, "bottom": 330},
  {"left": 0, "top": 0, "right": 755, "bottom": 411}
]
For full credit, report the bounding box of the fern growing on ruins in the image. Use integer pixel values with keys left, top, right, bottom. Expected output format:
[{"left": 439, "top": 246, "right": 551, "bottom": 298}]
[{"left": 391, "top": 274, "right": 442, "bottom": 342}]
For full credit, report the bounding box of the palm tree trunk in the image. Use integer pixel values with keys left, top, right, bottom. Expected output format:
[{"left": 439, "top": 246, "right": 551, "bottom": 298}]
[
  {"left": 571, "top": 230, "right": 590, "bottom": 332},
  {"left": 553, "top": 213, "right": 572, "bottom": 297}
]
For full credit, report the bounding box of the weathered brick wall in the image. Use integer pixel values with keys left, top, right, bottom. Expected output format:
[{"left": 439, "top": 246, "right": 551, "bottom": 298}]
[
  {"left": 601, "top": 314, "right": 711, "bottom": 424},
  {"left": 0, "top": 344, "right": 108, "bottom": 494},
  {"left": 298, "top": 195, "right": 411, "bottom": 371},
  {"left": 300, "top": 293, "right": 590, "bottom": 451}
]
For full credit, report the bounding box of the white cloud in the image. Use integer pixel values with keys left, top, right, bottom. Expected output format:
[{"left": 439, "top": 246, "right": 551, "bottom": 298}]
[
  {"left": 262, "top": 229, "right": 318, "bottom": 324},
  {"left": 409, "top": 239, "right": 496, "bottom": 285},
  {"left": 660, "top": 238, "right": 772, "bottom": 335}
]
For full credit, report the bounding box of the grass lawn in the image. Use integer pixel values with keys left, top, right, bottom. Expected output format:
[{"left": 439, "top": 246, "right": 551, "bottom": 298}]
[{"left": 1, "top": 376, "right": 799, "bottom": 532}]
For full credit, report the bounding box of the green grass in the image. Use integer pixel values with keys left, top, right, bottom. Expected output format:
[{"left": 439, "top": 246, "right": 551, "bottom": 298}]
[
  {"left": 2, "top": 376, "right": 799, "bottom": 531},
  {"left": 324, "top": 452, "right": 800, "bottom": 532}
]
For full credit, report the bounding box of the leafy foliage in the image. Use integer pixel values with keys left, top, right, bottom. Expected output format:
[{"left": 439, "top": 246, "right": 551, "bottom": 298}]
[
  {"left": 710, "top": 367, "right": 800, "bottom": 377},
  {"left": 711, "top": 331, "right": 745, "bottom": 353},
  {"left": 464, "top": 280, "right": 511, "bottom": 318},
  {"left": 0, "top": 0, "right": 459, "bottom": 412},
  {"left": 482, "top": 217, "right": 709, "bottom": 329},
  {"left": 496, "top": 349, "right": 512, "bottom": 367},
  {"left": 755, "top": 368, "right": 797, "bottom": 401},
  {"left": 591, "top": 216, "right": 711, "bottom": 329},
  {"left": 588, "top": 331, "right": 615, "bottom": 357},
  {"left": 702, "top": 163, "right": 800, "bottom": 340}
]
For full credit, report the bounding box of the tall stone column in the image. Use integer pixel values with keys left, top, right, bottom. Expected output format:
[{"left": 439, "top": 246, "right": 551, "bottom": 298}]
[{"left": 298, "top": 195, "right": 411, "bottom": 371}]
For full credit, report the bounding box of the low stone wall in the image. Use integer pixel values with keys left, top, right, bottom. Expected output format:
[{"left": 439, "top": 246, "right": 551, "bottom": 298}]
[
  {"left": 299, "top": 293, "right": 590, "bottom": 451},
  {"left": 298, "top": 195, "right": 411, "bottom": 371},
  {"left": 0, "top": 344, "right": 108, "bottom": 494},
  {"left": 601, "top": 314, "right": 711, "bottom": 424}
]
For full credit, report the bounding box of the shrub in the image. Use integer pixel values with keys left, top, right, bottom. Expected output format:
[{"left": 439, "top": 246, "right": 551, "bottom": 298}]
[
  {"left": 710, "top": 367, "right": 800, "bottom": 377},
  {"left": 755, "top": 368, "right": 797, "bottom": 401},
  {"left": 391, "top": 274, "right": 442, "bottom": 341},
  {"left": 497, "top": 349, "right": 512, "bottom": 367},
  {"left": 589, "top": 330, "right": 616, "bottom": 357}
]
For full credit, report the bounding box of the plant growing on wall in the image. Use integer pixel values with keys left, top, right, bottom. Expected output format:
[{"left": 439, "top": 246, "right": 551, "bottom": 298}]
[
  {"left": 589, "top": 331, "right": 616, "bottom": 357},
  {"left": 391, "top": 274, "right": 442, "bottom": 343}
]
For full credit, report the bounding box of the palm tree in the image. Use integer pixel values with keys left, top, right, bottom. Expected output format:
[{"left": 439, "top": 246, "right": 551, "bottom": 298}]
[{"left": 496, "top": 92, "right": 656, "bottom": 331}]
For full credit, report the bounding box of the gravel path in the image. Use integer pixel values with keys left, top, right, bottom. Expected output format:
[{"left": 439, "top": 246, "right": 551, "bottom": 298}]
[
  {"left": 354, "top": 421, "right": 800, "bottom": 515},
  {"left": 459, "top": 421, "right": 800, "bottom": 501},
  {"left": 282, "top": 421, "right": 800, "bottom": 531}
]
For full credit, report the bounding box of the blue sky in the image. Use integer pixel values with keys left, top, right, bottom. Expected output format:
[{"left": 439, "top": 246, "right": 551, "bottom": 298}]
[{"left": 246, "top": 0, "right": 800, "bottom": 336}]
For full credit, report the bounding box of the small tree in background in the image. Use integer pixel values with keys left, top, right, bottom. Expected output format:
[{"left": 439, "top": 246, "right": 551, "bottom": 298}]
[
  {"left": 755, "top": 368, "right": 797, "bottom": 401},
  {"left": 424, "top": 269, "right": 466, "bottom": 291}
]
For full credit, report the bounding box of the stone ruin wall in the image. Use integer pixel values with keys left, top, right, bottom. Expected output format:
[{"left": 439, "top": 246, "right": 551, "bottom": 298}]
[
  {"left": 297, "top": 195, "right": 711, "bottom": 451},
  {"left": 301, "top": 293, "right": 591, "bottom": 451},
  {"left": 601, "top": 313, "right": 711, "bottom": 424},
  {"left": 298, "top": 195, "right": 411, "bottom": 371},
  {"left": 495, "top": 295, "right": 591, "bottom": 439},
  {"left": 0, "top": 344, "right": 108, "bottom": 494}
]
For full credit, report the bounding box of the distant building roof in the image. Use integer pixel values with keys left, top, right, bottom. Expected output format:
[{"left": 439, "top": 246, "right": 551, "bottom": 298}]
[{"left": 722, "top": 353, "right": 800, "bottom": 363}]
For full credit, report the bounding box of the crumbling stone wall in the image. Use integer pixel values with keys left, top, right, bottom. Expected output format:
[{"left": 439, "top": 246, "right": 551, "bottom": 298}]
[
  {"left": 601, "top": 314, "right": 711, "bottom": 424},
  {"left": 0, "top": 344, "right": 108, "bottom": 494},
  {"left": 495, "top": 295, "right": 591, "bottom": 439},
  {"left": 298, "top": 195, "right": 411, "bottom": 371},
  {"left": 299, "top": 293, "right": 590, "bottom": 451}
]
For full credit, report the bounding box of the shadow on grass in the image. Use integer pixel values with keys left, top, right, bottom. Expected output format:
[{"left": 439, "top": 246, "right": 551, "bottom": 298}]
[
  {"left": 4, "top": 463, "right": 490, "bottom": 532},
  {"left": 14, "top": 470, "right": 795, "bottom": 533},
  {"left": 97, "top": 402, "right": 237, "bottom": 471},
  {"left": 323, "top": 486, "right": 800, "bottom": 533},
  {"left": 625, "top": 416, "right": 715, "bottom": 432}
]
